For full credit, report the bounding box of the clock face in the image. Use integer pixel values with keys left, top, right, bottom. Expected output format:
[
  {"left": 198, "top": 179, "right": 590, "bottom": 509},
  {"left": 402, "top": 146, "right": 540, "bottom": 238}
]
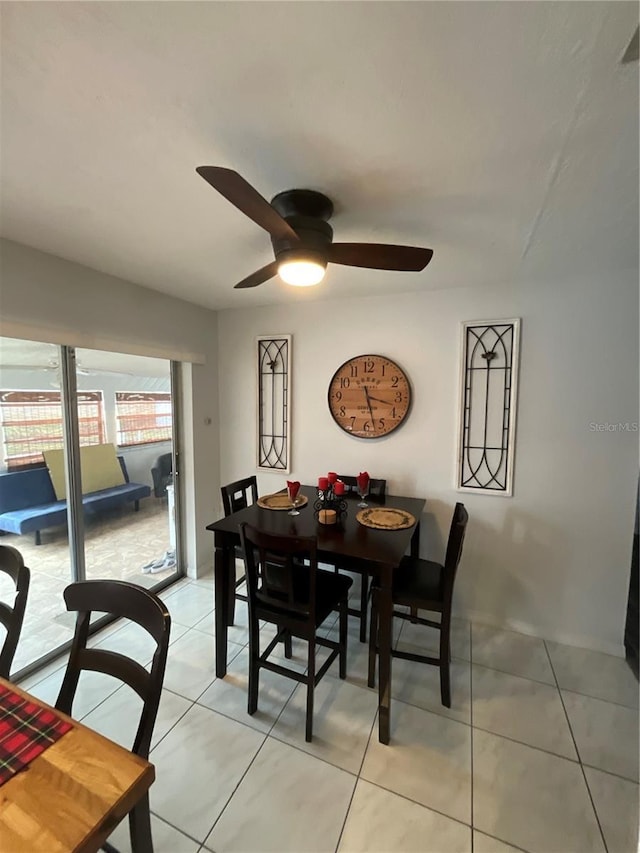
[{"left": 328, "top": 354, "right": 412, "bottom": 439}]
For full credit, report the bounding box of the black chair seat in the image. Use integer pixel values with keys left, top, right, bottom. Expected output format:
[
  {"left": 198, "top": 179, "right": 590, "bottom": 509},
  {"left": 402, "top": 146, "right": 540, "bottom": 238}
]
[
  {"left": 369, "top": 503, "right": 468, "bottom": 711},
  {"left": 393, "top": 556, "right": 444, "bottom": 609},
  {"left": 258, "top": 568, "right": 352, "bottom": 630},
  {"left": 240, "top": 523, "right": 351, "bottom": 742}
]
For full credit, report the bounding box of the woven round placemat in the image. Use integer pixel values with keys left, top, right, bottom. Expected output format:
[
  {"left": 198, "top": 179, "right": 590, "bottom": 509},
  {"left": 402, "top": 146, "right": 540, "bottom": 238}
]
[
  {"left": 257, "top": 493, "right": 309, "bottom": 511},
  {"left": 356, "top": 507, "right": 416, "bottom": 530}
]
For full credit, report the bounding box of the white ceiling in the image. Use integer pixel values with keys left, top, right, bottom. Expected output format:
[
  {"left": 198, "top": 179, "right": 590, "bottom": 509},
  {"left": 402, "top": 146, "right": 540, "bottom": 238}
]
[{"left": 0, "top": 2, "right": 637, "bottom": 311}]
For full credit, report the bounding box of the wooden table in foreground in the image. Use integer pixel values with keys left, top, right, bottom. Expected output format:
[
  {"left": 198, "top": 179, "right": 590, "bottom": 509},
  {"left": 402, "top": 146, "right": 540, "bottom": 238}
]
[
  {"left": 207, "top": 486, "right": 426, "bottom": 745},
  {"left": 0, "top": 677, "right": 154, "bottom": 853}
]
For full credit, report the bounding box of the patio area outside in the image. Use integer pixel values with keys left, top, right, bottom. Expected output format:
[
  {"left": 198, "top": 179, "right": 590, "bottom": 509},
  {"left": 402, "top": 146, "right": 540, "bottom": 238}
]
[{"left": 0, "top": 496, "right": 180, "bottom": 674}]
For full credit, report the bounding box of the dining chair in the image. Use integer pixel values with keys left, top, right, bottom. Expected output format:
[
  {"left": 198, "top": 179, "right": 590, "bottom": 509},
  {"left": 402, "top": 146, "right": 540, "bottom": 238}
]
[
  {"left": 240, "top": 522, "right": 351, "bottom": 742},
  {"left": 334, "top": 476, "right": 387, "bottom": 642},
  {"left": 0, "top": 545, "right": 30, "bottom": 681},
  {"left": 55, "top": 580, "right": 171, "bottom": 853},
  {"left": 221, "top": 475, "right": 258, "bottom": 624},
  {"left": 368, "top": 502, "right": 468, "bottom": 707}
]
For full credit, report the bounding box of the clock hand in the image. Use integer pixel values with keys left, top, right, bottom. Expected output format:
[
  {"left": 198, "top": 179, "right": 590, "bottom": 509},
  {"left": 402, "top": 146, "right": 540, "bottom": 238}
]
[
  {"left": 363, "top": 386, "right": 376, "bottom": 426},
  {"left": 367, "top": 394, "right": 393, "bottom": 406}
]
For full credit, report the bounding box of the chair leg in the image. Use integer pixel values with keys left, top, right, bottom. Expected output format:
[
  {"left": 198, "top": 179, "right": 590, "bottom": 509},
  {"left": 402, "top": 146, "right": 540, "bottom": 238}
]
[
  {"left": 359, "top": 575, "right": 369, "bottom": 643},
  {"left": 439, "top": 612, "right": 452, "bottom": 708},
  {"left": 283, "top": 629, "right": 293, "bottom": 659},
  {"left": 306, "top": 637, "right": 316, "bottom": 742},
  {"left": 367, "top": 589, "right": 378, "bottom": 689},
  {"left": 410, "top": 605, "right": 418, "bottom": 623},
  {"left": 128, "top": 792, "right": 153, "bottom": 853},
  {"left": 228, "top": 561, "right": 237, "bottom": 625},
  {"left": 339, "top": 597, "right": 348, "bottom": 679},
  {"left": 248, "top": 618, "right": 260, "bottom": 715}
]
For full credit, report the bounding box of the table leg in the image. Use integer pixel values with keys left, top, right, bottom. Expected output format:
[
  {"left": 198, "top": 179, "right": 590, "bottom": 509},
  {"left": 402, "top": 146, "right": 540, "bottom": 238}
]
[
  {"left": 377, "top": 566, "right": 392, "bottom": 744},
  {"left": 214, "top": 541, "right": 231, "bottom": 677},
  {"left": 410, "top": 521, "right": 420, "bottom": 558}
]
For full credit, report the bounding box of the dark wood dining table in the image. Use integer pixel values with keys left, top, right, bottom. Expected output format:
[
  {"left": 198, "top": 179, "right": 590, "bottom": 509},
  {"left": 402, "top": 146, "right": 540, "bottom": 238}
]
[{"left": 206, "top": 485, "right": 426, "bottom": 744}]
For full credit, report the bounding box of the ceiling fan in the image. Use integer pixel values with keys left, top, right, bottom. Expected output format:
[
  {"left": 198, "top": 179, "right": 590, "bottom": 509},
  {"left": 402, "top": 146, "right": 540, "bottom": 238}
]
[{"left": 195, "top": 167, "right": 434, "bottom": 289}]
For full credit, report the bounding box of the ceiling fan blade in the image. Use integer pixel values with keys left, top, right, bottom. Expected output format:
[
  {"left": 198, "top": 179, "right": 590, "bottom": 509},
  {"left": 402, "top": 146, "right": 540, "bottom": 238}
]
[
  {"left": 196, "top": 166, "right": 299, "bottom": 243},
  {"left": 234, "top": 261, "right": 280, "bottom": 289},
  {"left": 329, "top": 243, "right": 433, "bottom": 272}
]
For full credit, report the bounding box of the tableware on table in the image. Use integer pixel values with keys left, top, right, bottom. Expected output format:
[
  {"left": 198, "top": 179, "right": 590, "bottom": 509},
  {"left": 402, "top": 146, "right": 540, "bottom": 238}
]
[
  {"left": 287, "top": 480, "right": 302, "bottom": 515},
  {"left": 356, "top": 507, "right": 416, "bottom": 530},
  {"left": 257, "top": 493, "right": 309, "bottom": 510},
  {"left": 357, "top": 471, "right": 370, "bottom": 507}
]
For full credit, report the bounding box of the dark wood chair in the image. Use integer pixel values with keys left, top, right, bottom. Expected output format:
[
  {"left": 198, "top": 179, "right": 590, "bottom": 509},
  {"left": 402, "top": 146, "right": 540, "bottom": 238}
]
[
  {"left": 0, "top": 545, "right": 30, "bottom": 680},
  {"left": 240, "top": 522, "right": 352, "bottom": 742},
  {"left": 368, "top": 502, "right": 468, "bottom": 707},
  {"left": 55, "top": 580, "right": 171, "bottom": 853},
  {"left": 334, "top": 476, "right": 387, "bottom": 643},
  {"left": 221, "top": 476, "right": 258, "bottom": 624}
]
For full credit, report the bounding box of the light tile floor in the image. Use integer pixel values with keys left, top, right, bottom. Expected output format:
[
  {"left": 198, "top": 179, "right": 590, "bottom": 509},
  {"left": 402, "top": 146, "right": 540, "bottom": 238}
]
[{"left": 20, "top": 573, "right": 639, "bottom": 853}]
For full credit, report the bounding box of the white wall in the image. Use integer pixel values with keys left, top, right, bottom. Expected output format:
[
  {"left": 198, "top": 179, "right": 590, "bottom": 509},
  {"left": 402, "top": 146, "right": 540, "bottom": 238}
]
[
  {"left": 0, "top": 239, "right": 220, "bottom": 577},
  {"left": 216, "top": 270, "right": 638, "bottom": 655}
]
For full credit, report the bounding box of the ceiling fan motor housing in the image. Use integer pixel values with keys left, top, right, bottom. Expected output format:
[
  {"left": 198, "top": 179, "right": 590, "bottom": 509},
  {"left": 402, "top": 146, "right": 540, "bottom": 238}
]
[{"left": 270, "top": 189, "right": 334, "bottom": 265}]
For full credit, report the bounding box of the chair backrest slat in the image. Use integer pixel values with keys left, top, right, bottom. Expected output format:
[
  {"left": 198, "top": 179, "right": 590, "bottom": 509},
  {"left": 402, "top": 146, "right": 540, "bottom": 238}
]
[
  {"left": 0, "top": 545, "right": 30, "bottom": 680},
  {"left": 443, "top": 503, "right": 468, "bottom": 599},
  {"left": 76, "top": 647, "right": 152, "bottom": 699},
  {"left": 221, "top": 476, "right": 258, "bottom": 516},
  {"left": 55, "top": 580, "right": 170, "bottom": 759}
]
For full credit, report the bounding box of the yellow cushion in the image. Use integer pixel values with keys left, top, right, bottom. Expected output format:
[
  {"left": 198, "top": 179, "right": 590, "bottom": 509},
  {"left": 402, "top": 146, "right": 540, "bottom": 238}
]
[{"left": 44, "top": 444, "right": 125, "bottom": 500}]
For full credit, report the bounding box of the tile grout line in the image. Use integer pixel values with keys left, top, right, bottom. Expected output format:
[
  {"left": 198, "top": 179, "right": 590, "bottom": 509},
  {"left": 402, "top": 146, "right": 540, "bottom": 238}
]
[
  {"left": 147, "top": 810, "right": 203, "bottom": 848},
  {"left": 202, "top": 731, "right": 270, "bottom": 845},
  {"left": 333, "top": 700, "right": 379, "bottom": 852},
  {"left": 543, "top": 638, "right": 609, "bottom": 853}
]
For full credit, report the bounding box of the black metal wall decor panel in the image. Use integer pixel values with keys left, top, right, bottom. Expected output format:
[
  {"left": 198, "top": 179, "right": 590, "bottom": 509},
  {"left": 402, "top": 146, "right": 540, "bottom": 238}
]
[
  {"left": 457, "top": 320, "right": 520, "bottom": 495},
  {"left": 257, "top": 335, "right": 291, "bottom": 472}
]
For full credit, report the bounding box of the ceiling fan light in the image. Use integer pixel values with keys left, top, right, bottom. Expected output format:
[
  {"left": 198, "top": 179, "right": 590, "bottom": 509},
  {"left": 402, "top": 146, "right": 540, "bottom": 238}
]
[{"left": 278, "top": 259, "right": 326, "bottom": 287}]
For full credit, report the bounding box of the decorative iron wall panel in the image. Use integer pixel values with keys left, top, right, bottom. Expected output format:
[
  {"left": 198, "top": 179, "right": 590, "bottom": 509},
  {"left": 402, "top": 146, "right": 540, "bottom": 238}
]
[
  {"left": 457, "top": 319, "right": 520, "bottom": 496},
  {"left": 257, "top": 335, "right": 291, "bottom": 472}
]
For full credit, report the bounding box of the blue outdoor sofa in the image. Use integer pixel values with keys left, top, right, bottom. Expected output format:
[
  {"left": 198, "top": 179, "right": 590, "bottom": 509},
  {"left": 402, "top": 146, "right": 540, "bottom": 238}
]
[{"left": 0, "top": 457, "right": 150, "bottom": 545}]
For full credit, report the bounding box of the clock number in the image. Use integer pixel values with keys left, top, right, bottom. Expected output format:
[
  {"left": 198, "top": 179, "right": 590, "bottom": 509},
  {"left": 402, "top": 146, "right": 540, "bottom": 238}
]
[
  {"left": 363, "top": 359, "right": 375, "bottom": 373},
  {"left": 391, "top": 376, "right": 399, "bottom": 388},
  {"left": 335, "top": 391, "right": 342, "bottom": 402},
  {"left": 395, "top": 392, "right": 402, "bottom": 403},
  {"left": 350, "top": 416, "right": 356, "bottom": 428},
  {"left": 350, "top": 364, "right": 358, "bottom": 378},
  {"left": 339, "top": 406, "right": 346, "bottom": 417},
  {"left": 339, "top": 377, "right": 350, "bottom": 389},
  {"left": 381, "top": 365, "right": 386, "bottom": 376},
  {"left": 391, "top": 407, "right": 397, "bottom": 418},
  {"left": 379, "top": 418, "right": 386, "bottom": 430},
  {"left": 364, "top": 420, "right": 371, "bottom": 432}
]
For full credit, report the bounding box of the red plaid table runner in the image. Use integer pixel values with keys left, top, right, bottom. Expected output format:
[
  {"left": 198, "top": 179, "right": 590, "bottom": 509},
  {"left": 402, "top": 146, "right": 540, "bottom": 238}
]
[{"left": 0, "top": 682, "right": 73, "bottom": 786}]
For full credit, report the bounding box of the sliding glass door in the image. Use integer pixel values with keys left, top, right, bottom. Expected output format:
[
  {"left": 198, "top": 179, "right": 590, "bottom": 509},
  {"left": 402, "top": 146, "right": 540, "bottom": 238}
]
[
  {"left": 0, "top": 336, "right": 182, "bottom": 677},
  {"left": 75, "top": 348, "right": 179, "bottom": 587}
]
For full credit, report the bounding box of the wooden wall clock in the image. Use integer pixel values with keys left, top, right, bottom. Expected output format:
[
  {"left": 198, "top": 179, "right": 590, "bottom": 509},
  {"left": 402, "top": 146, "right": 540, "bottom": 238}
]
[{"left": 328, "top": 354, "right": 412, "bottom": 438}]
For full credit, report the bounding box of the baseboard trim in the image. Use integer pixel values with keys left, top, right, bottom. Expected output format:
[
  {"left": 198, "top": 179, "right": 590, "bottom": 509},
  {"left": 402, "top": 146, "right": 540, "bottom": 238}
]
[{"left": 459, "top": 608, "right": 626, "bottom": 659}]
